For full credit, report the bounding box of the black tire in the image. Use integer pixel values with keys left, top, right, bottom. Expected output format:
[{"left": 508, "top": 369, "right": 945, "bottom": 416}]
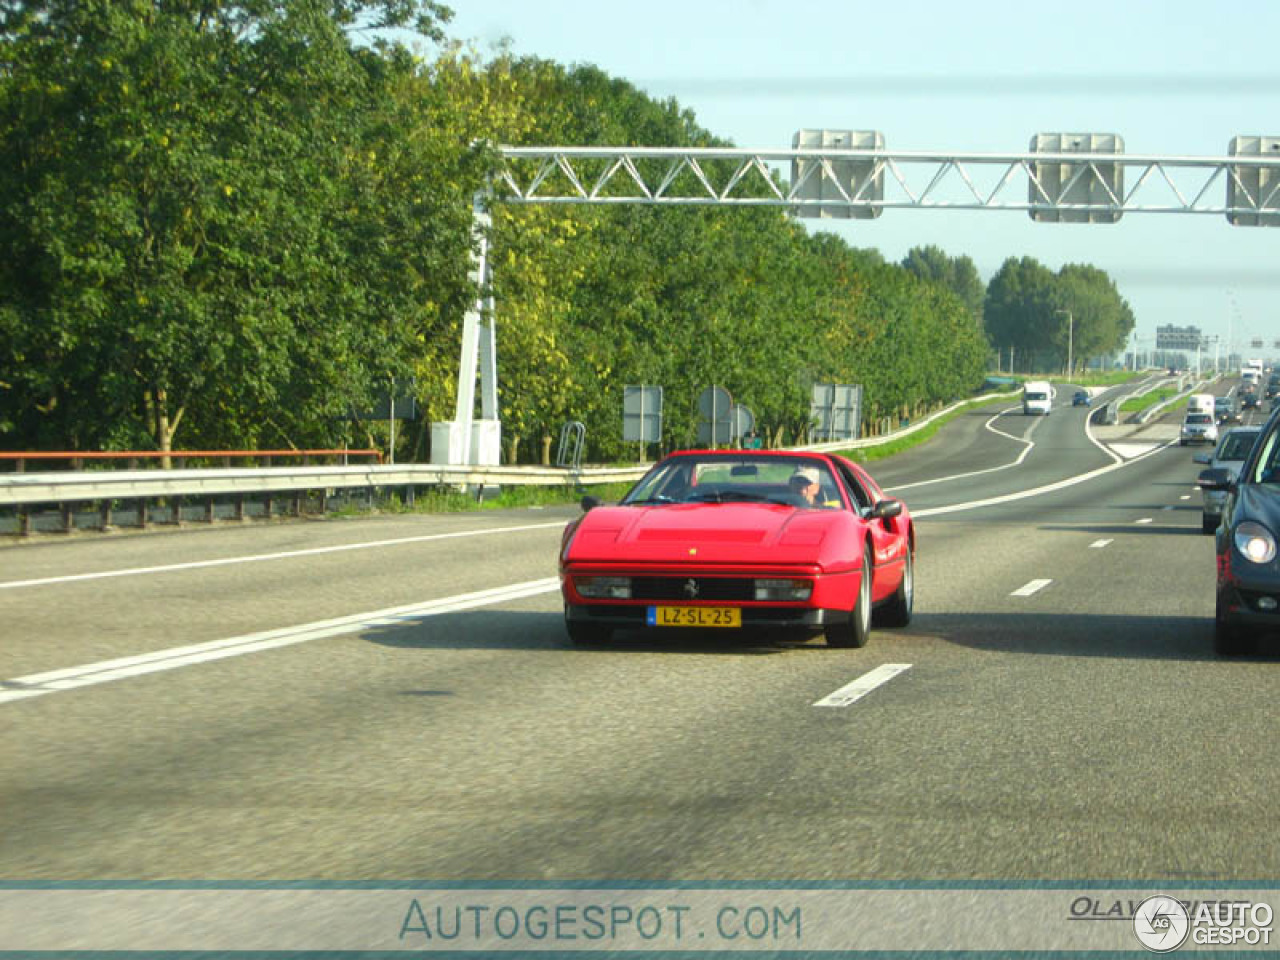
[
  {"left": 565, "top": 607, "right": 611, "bottom": 646},
  {"left": 826, "top": 543, "right": 872, "bottom": 648},
  {"left": 1202, "top": 514, "right": 1219, "bottom": 535},
  {"left": 874, "top": 544, "right": 914, "bottom": 628},
  {"left": 1214, "top": 595, "right": 1254, "bottom": 656}
]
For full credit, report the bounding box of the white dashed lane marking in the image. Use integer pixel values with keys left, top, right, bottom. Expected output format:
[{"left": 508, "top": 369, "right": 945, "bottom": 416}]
[
  {"left": 1011, "top": 579, "right": 1053, "bottom": 597},
  {"left": 0, "top": 578, "right": 562, "bottom": 705},
  {"left": 814, "top": 664, "right": 912, "bottom": 708}
]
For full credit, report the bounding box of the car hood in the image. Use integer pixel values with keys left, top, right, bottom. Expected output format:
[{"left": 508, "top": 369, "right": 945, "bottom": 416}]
[{"left": 566, "top": 503, "right": 835, "bottom": 566}]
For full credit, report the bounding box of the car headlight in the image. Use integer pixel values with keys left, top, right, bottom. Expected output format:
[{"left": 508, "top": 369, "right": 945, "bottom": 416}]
[
  {"left": 1234, "top": 521, "right": 1277, "bottom": 565},
  {"left": 754, "top": 578, "right": 813, "bottom": 601},
  {"left": 573, "top": 576, "right": 631, "bottom": 599}
]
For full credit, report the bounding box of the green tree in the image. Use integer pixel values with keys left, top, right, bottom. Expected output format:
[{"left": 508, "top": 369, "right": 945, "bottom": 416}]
[
  {"left": 901, "top": 244, "right": 985, "bottom": 327},
  {"left": 1055, "top": 263, "right": 1135, "bottom": 372},
  {"left": 0, "top": 0, "right": 467, "bottom": 453},
  {"left": 984, "top": 257, "right": 1061, "bottom": 373}
]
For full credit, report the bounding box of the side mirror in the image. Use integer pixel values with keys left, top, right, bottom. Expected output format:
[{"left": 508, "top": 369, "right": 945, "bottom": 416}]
[
  {"left": 580, "top": 495, "right": 602, "bottom": 513},
  {"left": 871, "top": 499, "right": 903, "bottom": 520},
  {"left": 1198, "top": 468, "right": 1235, "bottom": 492},
  {"left": 1192, "top": 453, "right": 1212, "bottom": 465}
]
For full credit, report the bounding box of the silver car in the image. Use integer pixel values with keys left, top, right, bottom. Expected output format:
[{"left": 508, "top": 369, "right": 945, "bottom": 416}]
[
  {"left": 1180, "top": 411, "right": 1219, "bottom": 446},
  {"left": 1194, "top": 426, "right": 1262, "bottom": 534}
]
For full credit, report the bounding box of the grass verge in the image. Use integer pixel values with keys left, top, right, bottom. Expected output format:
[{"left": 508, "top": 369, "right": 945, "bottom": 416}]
[
  {"left": 1043, "top": 370, "right": 1141, "bottom": 388},
  {"left": 1119, "top": 387, "right": 1181, "bottom": 414},
  {"left": 834, "top": 394, "right": 1018, "bottom": 464},
  {"left": 342, "top": 480, "right": 636, "bottom": 517}
]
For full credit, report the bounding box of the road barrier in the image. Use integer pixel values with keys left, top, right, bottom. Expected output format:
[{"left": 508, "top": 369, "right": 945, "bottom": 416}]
[{"left": 0, "top": 389, "right": 1022, "bottom": 536}]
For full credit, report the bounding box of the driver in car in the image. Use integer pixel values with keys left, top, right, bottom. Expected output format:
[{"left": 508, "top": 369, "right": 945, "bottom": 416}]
[{"left": 789, "top": 466, "right": 839, "bottom": 508}]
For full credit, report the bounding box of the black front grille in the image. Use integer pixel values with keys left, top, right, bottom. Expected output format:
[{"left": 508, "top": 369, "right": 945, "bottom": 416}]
[{"left": 630, "top": 577, "right": 755, "bottom": 602}]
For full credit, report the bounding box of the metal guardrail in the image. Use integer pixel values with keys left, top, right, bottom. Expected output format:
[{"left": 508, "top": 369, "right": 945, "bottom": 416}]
[
  {"left": 0, "top": 463, "right": 648, "bottom": 508},
  {"left": 0, "top": 388, "right": 1029, "bottom": 536},
  {"left": 1089, "top": 400, "right": 1120, "bottom": 426},
  {"left": 0, "top": 462, "right": 653, "bottom": 536}
]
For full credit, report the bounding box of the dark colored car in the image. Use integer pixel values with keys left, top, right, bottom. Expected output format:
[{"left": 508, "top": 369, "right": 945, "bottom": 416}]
[
  {"left": 1072, "top": 390, "right": 1090, "bottom": 407},
  {"left": 1215, "top": 395, "right": 1242, "bottom": 424},
  {"left": 1200, "top": 408, "right": 1280, "bottom": 654},
  {"left": 1243, "top": 391, "right": 1261, "bottom": 410},
  {"left": 1194, "top": 426, "right": 1262, "bottom": 534}
]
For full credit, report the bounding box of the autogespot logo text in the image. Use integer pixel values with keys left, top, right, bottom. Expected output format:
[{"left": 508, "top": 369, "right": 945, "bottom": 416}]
[{"left": 1133, "top": 896, "right": 1190, "bottom": 953}]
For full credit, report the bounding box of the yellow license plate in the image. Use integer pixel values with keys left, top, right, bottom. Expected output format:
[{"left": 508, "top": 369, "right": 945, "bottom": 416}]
[{"left": 647, "top": 605, "right": 741, "bottom": 628}]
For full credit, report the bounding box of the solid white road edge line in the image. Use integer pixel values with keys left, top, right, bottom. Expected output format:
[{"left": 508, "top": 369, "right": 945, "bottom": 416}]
[
  {"left": 1011, "top": 579, "right": 1052, "bottom": 597},
  {"left": 813, "top": 664, "right": 912, "bottom": 708},
  {"left": 0, "top": 577, "right": 562, "bottom": 705},
  {"left": 1082, "top": 387, "right": 1124, "bottom": 466},
  {"left": 0, "top": 522, "right": 568, "bottom": 591},
  {"left": 886, "top": 407, "right": 1035, "bottom": 493},
  {"left": 912, "top": 436, "right": 1176, "bottom": 518},
  {"left": 983, "top": 405, "right": 1041, "bottom": 446}
]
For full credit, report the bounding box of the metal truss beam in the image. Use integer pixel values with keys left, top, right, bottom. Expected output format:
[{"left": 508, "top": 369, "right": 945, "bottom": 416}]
[{"left": 495, "top": 146, "right": 1280, "bottom": 218}]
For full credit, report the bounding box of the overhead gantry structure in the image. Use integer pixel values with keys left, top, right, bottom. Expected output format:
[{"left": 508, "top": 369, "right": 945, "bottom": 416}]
[{"left": 434, "top": 134, "right": 1280, "bottom": 466}]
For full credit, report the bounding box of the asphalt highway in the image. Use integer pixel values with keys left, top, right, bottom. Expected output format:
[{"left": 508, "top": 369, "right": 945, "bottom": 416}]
[{"left": 3, "top": 385, "right": 1278, "bottom": 886}]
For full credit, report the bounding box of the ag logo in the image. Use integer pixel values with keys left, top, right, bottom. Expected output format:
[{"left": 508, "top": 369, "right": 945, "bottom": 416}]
[{"left": 1133, "top": 895, "right": 1190, "bottom": 952}]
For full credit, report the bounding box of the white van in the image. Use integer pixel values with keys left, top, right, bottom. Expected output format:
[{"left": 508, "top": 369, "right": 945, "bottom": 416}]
[
  {"left": 1023, "top": 380, "right": 1052, "bottom": 416},
  {"left": 1187, "top": 394, "right": 1215, "bottom": 416}
]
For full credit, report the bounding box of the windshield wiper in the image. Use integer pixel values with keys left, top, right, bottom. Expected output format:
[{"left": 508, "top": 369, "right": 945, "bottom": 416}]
[{"left": 626, "top": 495, "right": 681, "bottom": 505}]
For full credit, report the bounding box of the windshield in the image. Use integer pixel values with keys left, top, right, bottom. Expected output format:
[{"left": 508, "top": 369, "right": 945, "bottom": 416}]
[
  {"left": 1025, "top": 392, "right": 1048, "bottom": 401},
  {"left": 623, "top": 455, "right": 841, "bottom": 508},
  {"left": 1248, "top": 428, "right": 1280, "bottom": 484},
  {"left": 1185, "top": 413, "right": 1212, "bottom": 424},
  {"left": 1218, "top": 432, "right": 1259, "bottom": 460}
]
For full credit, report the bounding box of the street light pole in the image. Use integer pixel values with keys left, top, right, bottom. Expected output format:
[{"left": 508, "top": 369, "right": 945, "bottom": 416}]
[{"left": 1055, "top": 309, "right": 1073, "bottom": 377}]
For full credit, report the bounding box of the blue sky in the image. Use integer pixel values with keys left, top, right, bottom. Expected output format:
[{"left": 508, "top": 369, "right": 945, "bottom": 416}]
[{"left": 438, "top": 0, "right": 1280, "bottom": 361}]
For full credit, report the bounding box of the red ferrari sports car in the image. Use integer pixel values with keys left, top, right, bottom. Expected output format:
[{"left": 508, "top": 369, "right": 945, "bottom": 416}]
[{"left": 559, "top": 449, "right": 914, "bottom": 647}]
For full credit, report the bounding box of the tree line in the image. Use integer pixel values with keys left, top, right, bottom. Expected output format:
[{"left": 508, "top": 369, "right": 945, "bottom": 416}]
[{"left": 0, "top": 1, "right": 1132, "bottom": 462}]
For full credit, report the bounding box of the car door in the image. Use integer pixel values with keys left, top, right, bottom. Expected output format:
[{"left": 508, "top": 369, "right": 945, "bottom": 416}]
[{"left": 831, "top": 460, "right": 907, "bottom": 602}]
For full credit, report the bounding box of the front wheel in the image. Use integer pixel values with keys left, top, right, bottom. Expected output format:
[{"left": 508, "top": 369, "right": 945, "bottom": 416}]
[
  {"left": 826, "top": 544, "right": 872, "bottom": 648},
  {"left": 1214, "top": 594, "right": 1254, "bottom": 656},
  {"left": 874, "top": 545, "right": 913, "bottom": 628}
]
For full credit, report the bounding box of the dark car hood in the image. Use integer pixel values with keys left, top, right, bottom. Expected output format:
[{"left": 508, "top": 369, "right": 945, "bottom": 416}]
[{"left": 566, "top": 503, "right": 835, "bottom": 566}]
